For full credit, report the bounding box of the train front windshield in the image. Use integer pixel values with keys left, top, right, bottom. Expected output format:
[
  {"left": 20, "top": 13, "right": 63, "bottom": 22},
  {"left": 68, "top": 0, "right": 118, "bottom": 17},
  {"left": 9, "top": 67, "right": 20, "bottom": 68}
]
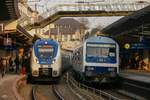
[
  {"left": 86, "top": 43, "right": 116, "bottom": 63},
  {"left": 38, "top": 45, "right": 54, "bottom": 59}
]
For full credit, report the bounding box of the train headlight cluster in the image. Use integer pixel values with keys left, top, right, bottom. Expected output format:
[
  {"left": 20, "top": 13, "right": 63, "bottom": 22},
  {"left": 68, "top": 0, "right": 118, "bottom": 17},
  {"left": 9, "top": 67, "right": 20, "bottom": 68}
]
[
  {"left": 52, "top": 59, "right": 56, "bottom": 64},
  {"left": 33, "top": 70, "right": 38, "bottom": 75},
  {"left": 53, "top": 70, "right": 57, "bottom": 75},
  {"left": 35, "top": 59, "right": 39, "bottom": 64}
]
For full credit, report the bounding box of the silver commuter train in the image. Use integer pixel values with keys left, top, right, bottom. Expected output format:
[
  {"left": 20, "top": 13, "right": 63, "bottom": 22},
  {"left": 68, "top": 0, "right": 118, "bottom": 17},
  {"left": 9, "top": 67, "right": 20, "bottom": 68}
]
[
  {"left": 61, "top": 49, "right": 73, "bottom": 73},
  {"left": 72, "top": 36, "right": 119, "bottom": 82},
  {"left": 28, "top": 39, "right": 62, "bottom": 82}
]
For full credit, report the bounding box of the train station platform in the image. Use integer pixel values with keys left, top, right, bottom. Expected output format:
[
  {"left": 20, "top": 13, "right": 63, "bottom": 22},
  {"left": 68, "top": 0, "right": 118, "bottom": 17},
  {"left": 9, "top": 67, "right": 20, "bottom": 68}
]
[
  {"left": 119, "top": 69, "right": 150, "bottom": 83},
  {"left": 0, "top": 74, "right": 21, "bottom": 100}
]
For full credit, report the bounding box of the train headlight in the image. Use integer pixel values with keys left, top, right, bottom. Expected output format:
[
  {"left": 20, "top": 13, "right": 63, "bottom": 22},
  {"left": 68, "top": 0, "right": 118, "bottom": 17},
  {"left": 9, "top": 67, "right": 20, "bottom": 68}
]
[
  {"left": 52, "top": 59, "right": 56, "bottom": 64},
  {"left": 35, "top": 59, "right": 39, "bottom": 64},
  {"left": 53, "top": 70, "right": 57, "bottom": 75},
  {"left": 32, "top": 70, "right": 38, "bottom": 75}
]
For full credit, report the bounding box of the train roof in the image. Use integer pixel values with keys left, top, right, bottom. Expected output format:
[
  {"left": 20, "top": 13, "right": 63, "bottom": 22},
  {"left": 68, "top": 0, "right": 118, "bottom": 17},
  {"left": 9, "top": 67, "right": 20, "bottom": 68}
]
[
  {"left": 85, "top": 36, "right": 117, "bottom": 44},
  {"left": 34, "top": 39, "right": 59, "bottom": 45}
]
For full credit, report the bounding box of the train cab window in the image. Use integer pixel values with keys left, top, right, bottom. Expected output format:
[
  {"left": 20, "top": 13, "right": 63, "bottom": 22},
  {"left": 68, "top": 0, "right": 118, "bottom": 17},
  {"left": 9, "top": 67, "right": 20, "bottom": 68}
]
[
  {"left": 73, "top": 53, "right": 77, "bottom": 61},
  {"left": 87, "top": 47, "right": 109, "bottom": 57},
  {"left": 101, "top": 48, "right": 109, "bottom": 57},
  {"left": 38, "top": 46, "right": 54, "bottom": 58}
]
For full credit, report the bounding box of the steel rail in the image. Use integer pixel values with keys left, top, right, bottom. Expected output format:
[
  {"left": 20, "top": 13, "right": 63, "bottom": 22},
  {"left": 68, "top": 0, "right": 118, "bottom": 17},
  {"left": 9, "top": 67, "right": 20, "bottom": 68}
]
[{"left": 52, "top": 85, "right": 65, "bottom": 100}]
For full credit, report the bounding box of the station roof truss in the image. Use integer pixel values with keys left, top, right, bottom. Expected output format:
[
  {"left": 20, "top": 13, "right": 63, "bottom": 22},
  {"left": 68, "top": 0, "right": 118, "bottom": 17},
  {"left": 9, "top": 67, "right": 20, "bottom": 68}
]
[
  {"left": 26, "top": 11, "right": 132, "bottom": 29},
  {"left": 16, "top": 25, "right": 33, "bottom": 46},
  {"left": 102, "top": 5, "right": 150, "bottom": 38},
  {"left": 0, "top": 25, "right": 33, "bottom": 46},
  {"left": 22, "top": 3, "right": 149, "bottom": 31},
  {"left": 0, "top": 0, "right": 20, "bottom": 21}
]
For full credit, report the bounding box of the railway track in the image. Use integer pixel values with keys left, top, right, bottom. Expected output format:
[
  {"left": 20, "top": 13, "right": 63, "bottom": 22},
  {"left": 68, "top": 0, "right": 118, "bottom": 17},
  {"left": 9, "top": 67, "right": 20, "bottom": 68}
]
[
  {"left": 102, "top": 89, "right": 134, "bottom": 100},
  {"left": 32, "top": 85, "right": 64, "bottom": 100},
  {"left": 31, "top": 79, "right": 82, "bottom": 100},
  {"left": 69, "top": 82, "right": 133, "bottom": 100},
  {"left": 30, "top": 80, "right": 132, "bottom": 100},
  {"left": 68, "top": 72, "right": 143, "bottom": 100},
  {"left": 31, "top": 73, "right": 148, "bottom": 100}
]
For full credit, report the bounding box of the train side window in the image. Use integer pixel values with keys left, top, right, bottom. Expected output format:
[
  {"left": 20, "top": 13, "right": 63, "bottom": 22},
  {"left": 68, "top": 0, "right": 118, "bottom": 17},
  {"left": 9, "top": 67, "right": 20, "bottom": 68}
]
[
  {"left": 77, "top": 51, "right": 80, "bottom": 61},
  {"left": 76, "top": 51, "right": 79, "bottom": 56},
  {"left": 73, "top": 55, "right": 76, "bottom": 61},
  {"left": 74, "top": 52, "right": 77, "bottom": 61}
]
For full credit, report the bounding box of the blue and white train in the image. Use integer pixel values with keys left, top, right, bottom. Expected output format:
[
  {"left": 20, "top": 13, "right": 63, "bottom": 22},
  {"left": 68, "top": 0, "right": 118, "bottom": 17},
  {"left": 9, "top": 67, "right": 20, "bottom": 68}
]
[
  {"left": 28, "top": 39, "right": 62, "bottom": 82},
  {"left": 72, "top": 36, "right": 119, "bottom": 83}
]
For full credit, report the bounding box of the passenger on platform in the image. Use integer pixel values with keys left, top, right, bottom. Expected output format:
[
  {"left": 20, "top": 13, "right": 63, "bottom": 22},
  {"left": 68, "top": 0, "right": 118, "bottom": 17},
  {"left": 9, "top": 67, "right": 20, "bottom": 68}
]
[
  {"left": 135, "top": 54, "right": 140, "bottom": 69},
  {"left": 139, "top": 58, "right": 146, "bottom": 70},
  {"left": 15, "top": 55, "right": 20, "bottom": 74},
  {"left": 9, "top": 57, "right": 13, "bottom": 67},
  {"left": 120, "top": 55, "right": 128, "bottom": 69},
  {"left": 0, "top": 57, "right": 6, "bottom": 78},
  {"left": 21, "top": 55, "right": 28, "bottom": 73},
  {"left": 0, "top": 58, "right": 4, "bottom": 77},
  {"left": 9, "top": 57, "right": 13, "bottom": 72},
  {"left": 25, "top": 53, "right": 31, "bottom": 75},
  {"left": 130, "top": 55, "right": 136, "bottom": 69},
  {"left": 128, "top": 59, "right": 132, "bottom": 69}
]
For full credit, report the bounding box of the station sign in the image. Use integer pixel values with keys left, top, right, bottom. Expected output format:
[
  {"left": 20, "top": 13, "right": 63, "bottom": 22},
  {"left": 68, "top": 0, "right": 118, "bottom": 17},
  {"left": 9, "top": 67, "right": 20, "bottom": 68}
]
[
  {"left": 124, "top": 43, "right": 149, "bottom": 50},
  {"left": 131, "top": 43, "right": 149, "bottom": 49}
]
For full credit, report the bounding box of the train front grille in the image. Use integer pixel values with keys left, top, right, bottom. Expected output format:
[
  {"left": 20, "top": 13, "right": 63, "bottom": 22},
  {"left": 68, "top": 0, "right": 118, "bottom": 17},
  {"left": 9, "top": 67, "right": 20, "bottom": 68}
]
[{"left": 39, "top": 68, "right": 52, "bottom": 76}]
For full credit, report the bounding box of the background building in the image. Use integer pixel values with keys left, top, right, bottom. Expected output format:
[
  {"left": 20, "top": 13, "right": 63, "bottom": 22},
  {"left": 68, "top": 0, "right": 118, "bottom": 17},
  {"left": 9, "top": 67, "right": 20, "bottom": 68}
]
[{"left": 43, "top": 18, "right": 87, "bottom": 42}]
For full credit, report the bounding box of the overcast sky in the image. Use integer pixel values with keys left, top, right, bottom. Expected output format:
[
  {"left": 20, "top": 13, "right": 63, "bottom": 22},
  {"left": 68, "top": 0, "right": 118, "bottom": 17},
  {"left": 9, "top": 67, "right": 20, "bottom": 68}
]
[{"left": 27, "top": 0, "right": 149, "bottom": 29}]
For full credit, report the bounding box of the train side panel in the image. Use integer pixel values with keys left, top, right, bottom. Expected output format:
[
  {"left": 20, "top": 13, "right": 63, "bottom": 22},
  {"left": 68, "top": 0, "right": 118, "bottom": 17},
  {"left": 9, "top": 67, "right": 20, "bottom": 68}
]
[
  {"left": 72, "top": 46, "right": 84, "bottom": 74},
  {"left": 50, "top": 45, "right": 62, "bottom": 77}
]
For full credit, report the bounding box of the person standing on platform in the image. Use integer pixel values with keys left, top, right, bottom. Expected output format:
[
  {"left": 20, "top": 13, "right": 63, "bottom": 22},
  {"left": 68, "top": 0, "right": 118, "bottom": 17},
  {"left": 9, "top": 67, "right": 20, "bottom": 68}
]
[
  {"left": 9, "top": 57, "right": 13, "bottom": 72},
  {"left": 139, "top": 57, "right": 146, "bottom": 70},
  {"left": 135, "top": 53, "right": 140, "bottom": 69},
  {"left": 26, "top": 52, "right": 31, "bottom": 78},
  {"left": 0, "top": 58, "right": 4, "bottom": 77},
  {"left": 131, "top": 56, "right": 136, "bottom": 69},
  {"left": 0, "top": 57, "right": 6, "bottom": 78},
  {"left": 21, "top": 55, "right": 28, "bottom": 75},
  {"left": 15, "top": 55, "right": 20, "bottom": 74}
]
